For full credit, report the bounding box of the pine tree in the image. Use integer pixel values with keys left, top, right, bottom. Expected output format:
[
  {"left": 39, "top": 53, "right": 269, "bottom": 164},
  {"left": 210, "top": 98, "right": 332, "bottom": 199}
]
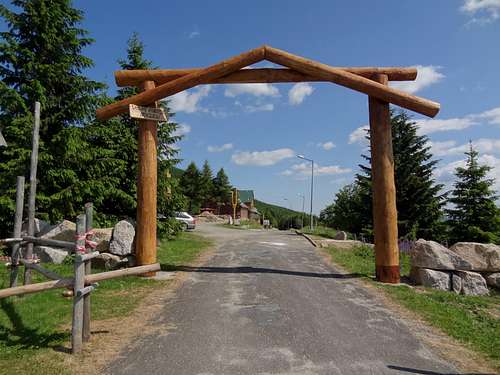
[
  {"left": 180, "top": 162, "right": 202, "bottom": 214},
  {"left": 198, "top": 160, "right": 214, "bottom": 207},
  {"left": 0, "top": 0, "right": 104, "bottom": 234},
  {"left": 446, "top": 143, "right": 499, "bottom": 244},
  {"left": 320, "top": 183, "right": 365, "bottom": 234},
  {"left": 213, "top": 168, "right": 232, "bottom": 210},
  {"left": 355, "top": 111, "right": 446, "bottom": 240}
]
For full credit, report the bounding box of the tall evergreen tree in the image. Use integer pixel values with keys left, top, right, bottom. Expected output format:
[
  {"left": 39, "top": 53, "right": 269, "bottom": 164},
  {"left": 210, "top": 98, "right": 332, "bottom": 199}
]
[
  {"left": 446, "top": 143, "right": 499, "bottom": 244},
  {"left": 180, "top": 162, "right": 202, "bottom": 213},
  {"left": 0, "top": 0, "right": 104, "bottom": 234},
  {"left": 355, "top": 111, "right": 446, "bottom": 240},
  {"left": 199, "top": 160, "right": 214, "bottom": 207},
  {"left": 212, "top": 168, "right": 232, "bottom": 211}
]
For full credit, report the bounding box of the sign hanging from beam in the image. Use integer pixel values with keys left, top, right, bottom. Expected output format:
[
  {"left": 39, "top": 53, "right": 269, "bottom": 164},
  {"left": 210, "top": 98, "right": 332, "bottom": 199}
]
[{"left": 129, "top": 104, "right": 167, "bottom": 122}]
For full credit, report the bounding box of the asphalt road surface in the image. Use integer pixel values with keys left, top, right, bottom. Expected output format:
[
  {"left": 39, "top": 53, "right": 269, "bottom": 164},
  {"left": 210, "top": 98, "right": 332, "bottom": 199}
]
[{"left": 107, "top": 224, "right": 459, "bottom": 375}]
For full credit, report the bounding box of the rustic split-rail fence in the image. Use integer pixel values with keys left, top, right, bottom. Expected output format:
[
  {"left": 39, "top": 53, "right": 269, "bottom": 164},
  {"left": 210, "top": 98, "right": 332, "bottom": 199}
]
[{"left": 0, "top": 103, "right": 159, "bottom": 354}]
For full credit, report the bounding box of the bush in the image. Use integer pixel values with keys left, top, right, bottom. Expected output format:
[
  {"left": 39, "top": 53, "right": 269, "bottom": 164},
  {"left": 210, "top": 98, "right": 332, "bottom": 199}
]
[{"left": 157, "top": 218, "right": 183, "bottom": 239}]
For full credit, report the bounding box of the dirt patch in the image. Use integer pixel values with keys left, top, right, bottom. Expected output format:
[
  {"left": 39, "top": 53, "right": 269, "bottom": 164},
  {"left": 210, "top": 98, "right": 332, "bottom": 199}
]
[
  {"left": 316, "top": 246, "right": 498, "bottom": 375},
  {"left": 62, "top": 246, "right": 216, "bottom": 375}
]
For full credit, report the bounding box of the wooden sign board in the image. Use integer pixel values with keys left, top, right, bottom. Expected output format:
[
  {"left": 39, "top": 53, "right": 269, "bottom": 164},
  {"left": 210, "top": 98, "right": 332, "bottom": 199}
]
[
  {"left": 129, "top": 104, "right": 167, "bottom": 122},
  {"left": 231, "top": 188, "right": 238, "bottom": 207}
]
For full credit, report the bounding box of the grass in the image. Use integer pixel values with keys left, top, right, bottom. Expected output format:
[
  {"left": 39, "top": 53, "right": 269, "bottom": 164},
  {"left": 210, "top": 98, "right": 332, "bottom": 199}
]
[
  {"left": 0, "top": 232, "right": 211, "bottom": 374},
  {"left": 325, "top": 244, "right": 500, "bottom": 370},
  {"left": 222, "top": 220, "right": 262, "bottom": 230},
  {"left": 302, "top": 226, "right": 341, "bottom": 240}
]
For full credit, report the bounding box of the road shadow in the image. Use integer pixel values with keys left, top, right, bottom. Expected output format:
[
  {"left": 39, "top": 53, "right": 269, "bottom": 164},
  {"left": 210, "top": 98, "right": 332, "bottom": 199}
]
[
  {"left": 387, "top": 365, "right": 495, "bottom": 375},
  {"left": 161, "top": 264, "right": 362, "bottom": 279}
]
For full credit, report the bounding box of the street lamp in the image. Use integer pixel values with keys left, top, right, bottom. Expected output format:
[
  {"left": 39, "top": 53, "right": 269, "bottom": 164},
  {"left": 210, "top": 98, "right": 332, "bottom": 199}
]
[
  {"left": 297, "top": 154, "right": 314, "bottom": 230},
  {"left": 283, "top": 197, "right": 291, "bottom": 229},
  {"left": 297, "top": 193, "right": 305, "bottom": 229}
]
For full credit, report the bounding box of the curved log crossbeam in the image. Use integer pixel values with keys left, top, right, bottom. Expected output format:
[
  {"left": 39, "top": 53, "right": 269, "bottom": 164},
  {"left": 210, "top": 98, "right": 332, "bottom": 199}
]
[
  {"left": 115, "top": 67, "right": 418, "bottom": 87},
  {"left": 96, "top": 45, "right": 440, "bottom": 120}
]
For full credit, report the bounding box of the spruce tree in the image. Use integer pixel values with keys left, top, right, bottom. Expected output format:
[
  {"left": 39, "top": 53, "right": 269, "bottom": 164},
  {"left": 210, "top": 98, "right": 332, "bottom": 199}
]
[
  {"left": 199, "top": 160, "right": 214, "bottom": 207},
  {"left": 446, "top": 143, "right": 499, "bottom": 244},
  {"left": 180, "top": 162, "right": 202, "bottom": 214},
  {"left": 355, "top": 111, "right": 446, "bottom": 240},
  {"left": 0, "top": 0, "right": 104, "bottom": 234},
  {"left": 213, "top": 168, "right": 232, "bottom": 211}
]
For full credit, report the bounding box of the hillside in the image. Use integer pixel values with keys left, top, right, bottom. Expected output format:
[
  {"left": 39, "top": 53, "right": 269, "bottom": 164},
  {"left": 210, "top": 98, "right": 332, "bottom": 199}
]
[{"left": 255, "top": 199, "right": 309, "bottom": 229}]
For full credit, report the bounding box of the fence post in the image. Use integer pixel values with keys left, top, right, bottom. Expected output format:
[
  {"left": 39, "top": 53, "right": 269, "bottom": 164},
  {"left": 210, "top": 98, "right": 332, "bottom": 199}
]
[
  {"left": 83, "top": 203, "right": 93, "bottom": 342},
  {"left": 72, "top": 214, "right": 86, "bottom": 354},
  {"left": 10, "top": 176, "right": 25, "bottom": 287},
  {"left": 24, "top": 101, "right": 41, "bottom": 285}
]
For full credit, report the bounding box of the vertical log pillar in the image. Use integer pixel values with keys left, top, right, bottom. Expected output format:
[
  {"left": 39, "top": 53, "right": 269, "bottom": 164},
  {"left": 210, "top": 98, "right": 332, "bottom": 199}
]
[
  {"left": 83, "top": 203, "right": 93, "bottom": 342},
  {"left": 135, "top": 81, "right": 158, "bottom": 276},
  {"left": 368, "top": 74, "right": 400, "bottom": 284}
]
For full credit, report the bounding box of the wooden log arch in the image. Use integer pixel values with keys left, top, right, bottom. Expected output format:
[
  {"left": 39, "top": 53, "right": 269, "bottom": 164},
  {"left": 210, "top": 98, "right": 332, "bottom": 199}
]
[{"left": 96, "top": 45, "right": 441, "bottom": 284}]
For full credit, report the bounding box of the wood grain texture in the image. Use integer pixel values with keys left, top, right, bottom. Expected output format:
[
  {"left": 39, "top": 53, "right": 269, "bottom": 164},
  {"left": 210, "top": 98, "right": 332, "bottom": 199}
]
[
  {"left": 369, "top": 74, "right": 400, "bottom": 284},
  {"left": 264, "top": 46, "right": 439, "bottom": 118},
  {"left": 10, "top": 176, "right": 25, "bottom": 287},
  {"left": 96, "top": 46, "right": 266, "bottom": 120},
  {"left": 114, "top": 67, "right": 418, "bottom": 87},
  {"left": 135, "top": 81, "right": 158, "bottom": 276},
  {"left": 72, "top": 214, "right": 86, "bottom": 354},
  {"left": 83, "top": 203, "right": 93, "bottom": 342}
]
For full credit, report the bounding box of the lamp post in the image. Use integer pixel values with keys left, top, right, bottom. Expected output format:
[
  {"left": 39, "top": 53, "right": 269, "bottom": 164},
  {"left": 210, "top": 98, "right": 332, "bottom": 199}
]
[
  {"left": 298, "top": 193, "right": 305, "bottom": 229},
  {"left": 283, "top": 197, "right": 291, "bottom": 229},
  {"left": 297, "top": 154, "right": 314, "bottom": 230}
]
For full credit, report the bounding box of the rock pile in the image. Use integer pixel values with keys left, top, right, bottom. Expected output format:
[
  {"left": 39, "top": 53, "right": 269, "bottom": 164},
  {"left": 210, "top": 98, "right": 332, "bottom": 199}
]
[
  {"left": 28, "top": 218, "right": 136, "bottom": 270},
  {"left": 410, "top": 239, "right": 500, "bottom": 295},
  {"left": 196, "top": 211, "right": 228, "bottom": 223}
]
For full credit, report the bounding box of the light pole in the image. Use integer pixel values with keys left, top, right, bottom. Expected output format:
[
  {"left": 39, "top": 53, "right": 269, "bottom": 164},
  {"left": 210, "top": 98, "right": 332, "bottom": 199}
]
[
  {"left": 297, "top": 154, "right": 314, "bottom": 230},
  {"left": 298, "top": 193, "right": 305, "bottom": 229},
  {"left": 283, "top": 197, "right": 291, "bottom": 229}
]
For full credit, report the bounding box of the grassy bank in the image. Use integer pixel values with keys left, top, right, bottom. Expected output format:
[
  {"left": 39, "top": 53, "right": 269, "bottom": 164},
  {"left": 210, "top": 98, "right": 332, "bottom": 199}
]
[
  {"left": 325, "top": 245, "right": 500, "bottom": 370},
  {"left": 302, "top": 226, "right": 339, "bottom": 239},
  {"left": 222, "top": 220, "right": 262, "bottom": 230},
  {"left": 0, "top": 232, "right": 211, "bottom": 374}
]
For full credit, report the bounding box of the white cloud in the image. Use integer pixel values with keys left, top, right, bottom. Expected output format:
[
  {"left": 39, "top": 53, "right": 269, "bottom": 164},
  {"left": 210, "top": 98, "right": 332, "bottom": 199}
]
[
  {"left": 188, "top": 31, "right": 200, "bottom": 39},
  {"left": 431, "top": 139, "right": 500, "bottom": 157},
  {"left": 169, "top": 86, "right": 211, "bottom": 113},
  {"left": 416, "top": 117, "right": 477, "bottom": 135},
  {"left": 461, "top": 0, "right": 500, "bottom": 24},
  {"left": 348, "top": 125, "right": 369, "bottom": 144},
  {"left": 317, "top": 141, "right": 335, "bottom": 150},
  {"left": 429, "top": 140, "right": 458, "bottom": 156},
  {"left": 289, "top": 162, "right": 352, "bottom": 176},
  {"left": 207, "top": 143, "right": 233, "bottom": 153},
  {"left": 288, "top": 82, "right": 314, "bottom": 105},
  {"left": 390, "top": 66, "right": 444, "bottom": 94},
  {"left": 245, "top": 103, "right": 274, "bottom": 113},
  {"left": 225, "top": 83, "right": 280, "bottom": 98},
  {"left": 231, "top": 148, "right": 295, "bottom": 166},
  {"left": 280, "top": 169, "right": 294, "bottom": 176},
  {"left": 172, "top": 123, "right": 191, "bottom": 137},
  {"left": 476, "top": 107, "right": 500, "bottom": 124}
]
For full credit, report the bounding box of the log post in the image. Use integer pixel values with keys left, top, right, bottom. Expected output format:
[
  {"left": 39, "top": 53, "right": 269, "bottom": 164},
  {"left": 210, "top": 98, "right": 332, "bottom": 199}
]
[
  {"left": 135, "top": 81, "right": 158, "bottom": 276},
  {"left": 368, "top": 74, "right": 400, "bottom": 284},
  {"left": 72, "top": 214, "right": 86, "bottom": 354},
  {"left": 83, "top": 203, "right": 93, "bottom": 342},
  {"left": 10, "top": 176, "right": 25, "bottom": 287}
]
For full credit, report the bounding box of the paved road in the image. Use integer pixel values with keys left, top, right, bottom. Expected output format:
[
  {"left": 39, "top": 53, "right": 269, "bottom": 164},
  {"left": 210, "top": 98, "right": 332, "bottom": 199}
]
[{"left": 107, "top": 224, "right": 459, "bottom": 375}]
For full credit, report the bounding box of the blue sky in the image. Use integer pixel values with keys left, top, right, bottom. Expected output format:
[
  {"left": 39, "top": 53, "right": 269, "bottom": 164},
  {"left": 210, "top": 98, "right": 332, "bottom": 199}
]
[{"left": 4, "top": 0, "right": 500, "bottom": 213}]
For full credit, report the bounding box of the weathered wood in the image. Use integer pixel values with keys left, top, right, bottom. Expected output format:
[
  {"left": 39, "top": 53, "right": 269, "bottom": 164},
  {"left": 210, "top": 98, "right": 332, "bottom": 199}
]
[
  {"left": 0, "top": 263, "right": 161, "bottom": 299},
  {"left": 115, "top": 67, "right": 418, "bottom": 87},
  {"left": 19, "top": 259, "right": 63, "bottom": 280},
  {"left": 96, "top": 46, "right": 266, "bottom": 120},
  {"left": 83, "top": 203, "right": 93, "bottom": 342},
  {"left": 10, "top": 176, "right": 25, "bottom": 287},
  {"left": 369, "top": 74, "right": 400, "bottom": 284},
  {"left": 135, "top": 81, "right": 158, "bottom": 277},
  {"left": 77, "top": 251, "right": 99, "bottom": 262},
  {"left": 264, "top": 46, "right": 440, "bottom": 118},
  {"left": 21, "top": 236, "right": 74, "bottom": 249},
  {"left": 72, "top": 214, "right": 86, "bottom": 354}
]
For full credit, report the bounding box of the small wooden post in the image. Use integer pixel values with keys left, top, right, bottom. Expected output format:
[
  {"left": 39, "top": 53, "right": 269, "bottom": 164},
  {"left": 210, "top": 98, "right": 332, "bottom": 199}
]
[
  {"left": 83, "top": 203, "right": 93, "bottom": 342},
  {"left": 369, "top": 74, "right": 400, "bottom": 284},
  {"left": 10, "top": 176, "right": 25, "bottom": 287},
  {"left": 135, "top": 81, "right": 158, "bottom": 276},
  {"left": 24, "top": 101, "right": 41, "bottom": 285},
  {"left": 72, "top": 214, "right": 86, "bottom": 354}
]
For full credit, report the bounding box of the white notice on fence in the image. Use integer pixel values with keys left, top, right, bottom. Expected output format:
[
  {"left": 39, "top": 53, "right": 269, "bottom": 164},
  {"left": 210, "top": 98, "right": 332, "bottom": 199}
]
[{"left": 129, "top": 104, "right": 167, "bottom": 122}]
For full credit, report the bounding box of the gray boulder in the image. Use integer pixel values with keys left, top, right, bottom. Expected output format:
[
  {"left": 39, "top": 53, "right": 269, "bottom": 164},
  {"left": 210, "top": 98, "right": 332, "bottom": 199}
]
[
  {"left": 21, "top": 218, "right": 51, "bottom": 236},
  {"left": 34, "top": 246, "right": 69, "bottom": 264},
  {"left": 334, "top": 231, "right": 348, "bottom": 240},
  {"left": 93, "top": 253, "right": 126, "bottom": 270},
  {"left": 109, "top": 220, "right": 135, "bottom": 256},
  {"left": 39, "top": 220, "right": 76, "bottom": 242},
  {"left": 449, "top": 242, "right": 500, "bottom": 272},
  {"left": 410, "top": 239, "right": 472, "bottom": 270},
  {"left": 455, "top": 270, "right": 489, "bottom": 296},
  {"left": 485, "top": 273, "right": 500, "bottom": 289},
  {"left": 451, "top": 274, "right": 462, "bottom": 294},
  {"left": 92, "top": 228, "right": 113, "bottom": 253},
  {"left": 412, "top": 268, "right": 450, "bottom": 291}
]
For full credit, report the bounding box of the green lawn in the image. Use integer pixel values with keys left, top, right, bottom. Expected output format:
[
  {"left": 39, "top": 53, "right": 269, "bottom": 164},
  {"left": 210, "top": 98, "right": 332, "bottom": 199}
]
[
  {"left": 222, "top": 220, "right": 262, "bottom": 230},
  {"left": 302, "top": 226, "right": 340, "bottom": 240},
  {"left": 0, "top": 232, "right": 211, "bottom": 374},
  {"left": 325, "top": 245, "right": 500, "bottom": 370}
]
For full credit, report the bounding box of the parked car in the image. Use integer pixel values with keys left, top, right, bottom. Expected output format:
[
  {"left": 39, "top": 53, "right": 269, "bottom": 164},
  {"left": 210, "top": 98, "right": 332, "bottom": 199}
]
[{"left": 174, "top": 211, "right": 196, "bottom": 231}]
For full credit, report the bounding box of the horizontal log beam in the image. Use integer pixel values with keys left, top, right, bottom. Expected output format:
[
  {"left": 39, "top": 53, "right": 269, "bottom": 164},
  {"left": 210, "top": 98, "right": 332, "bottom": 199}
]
[
  {"left": 264, "top": 46, "right": 440, "bottom": 118},
  {"left": 19, "top": 259, "right": 63, "bottom": 280},
  {"left": 22, "top": 236, "right": 75, "bottom": 250},
  {"left": 0, "top": 263, "right": 161, "bottom": 299},
  {"left": 115, "top": 67, "right": 418, "bottom": 87},
  {"left": 96, "top": 46, "right": 266, "bottom": 120}
]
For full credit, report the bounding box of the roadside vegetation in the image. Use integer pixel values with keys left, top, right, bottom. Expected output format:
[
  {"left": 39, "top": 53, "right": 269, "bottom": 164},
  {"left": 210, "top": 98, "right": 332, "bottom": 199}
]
[
  {"left": 0, "top": 232, "right": 212, "bottom": 375},
  {"left": 223, "top": 220, "right": 263, "bottom": 230},
  {"left": 325, "top": 245, "right": 500, "bottom": 370},
  {"left": 302, "top": 226, "right": 340, "bottom": 240}
]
